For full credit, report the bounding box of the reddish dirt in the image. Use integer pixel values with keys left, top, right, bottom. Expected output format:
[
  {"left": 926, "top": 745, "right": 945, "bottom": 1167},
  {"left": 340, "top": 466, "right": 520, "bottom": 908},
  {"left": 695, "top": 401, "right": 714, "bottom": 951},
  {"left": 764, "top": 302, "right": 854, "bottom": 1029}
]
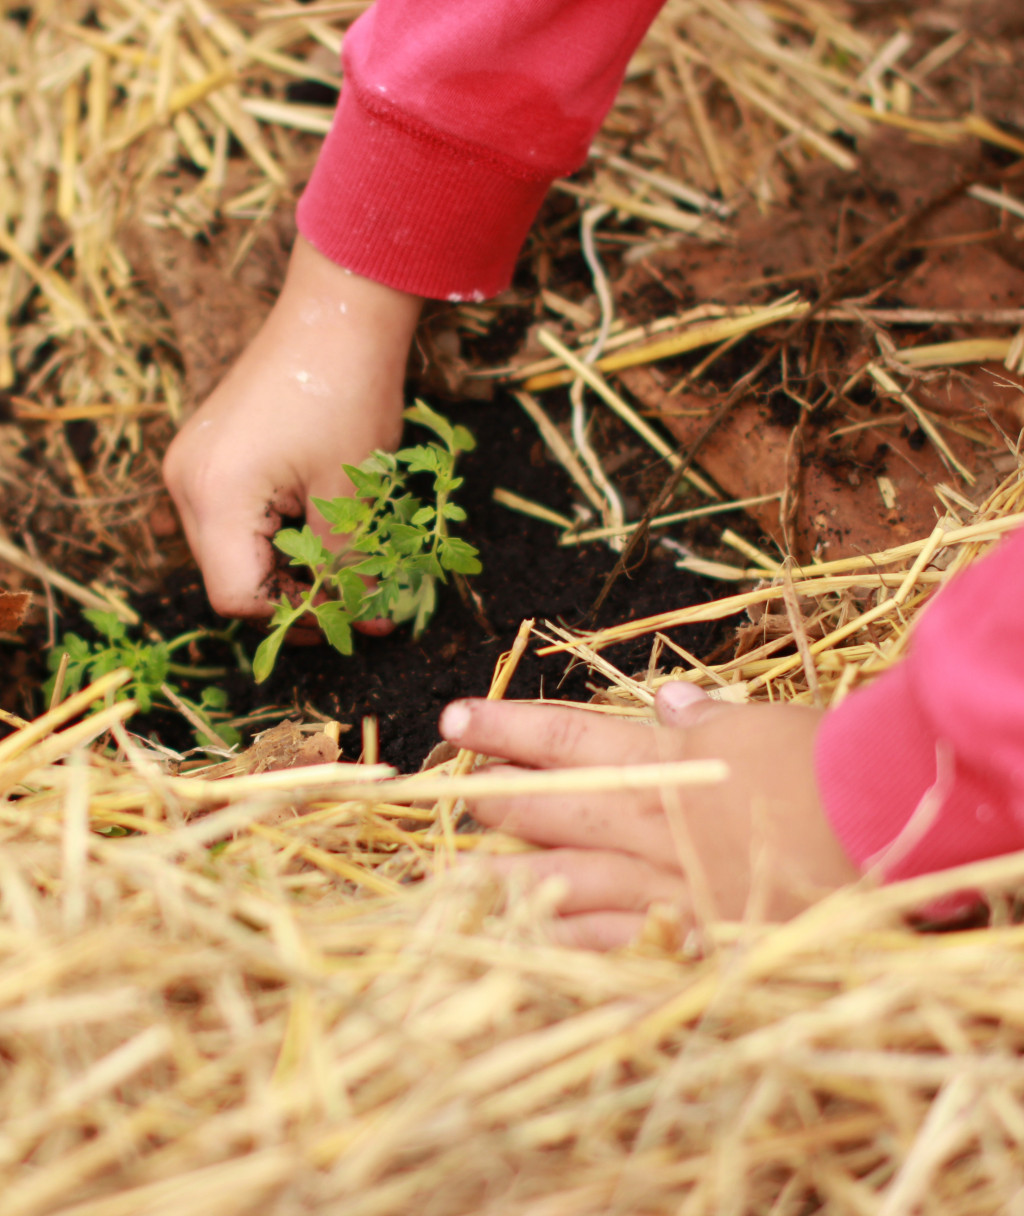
[{"left": 612, "top": 132, "right": 1024, "bottom": 562}]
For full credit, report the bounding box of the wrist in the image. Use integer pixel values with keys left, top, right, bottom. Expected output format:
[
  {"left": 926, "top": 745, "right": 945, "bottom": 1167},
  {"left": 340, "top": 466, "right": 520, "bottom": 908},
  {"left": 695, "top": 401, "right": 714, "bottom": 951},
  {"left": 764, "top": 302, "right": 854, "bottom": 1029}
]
[{"left": 283, "top": 235, "right": 424, "bottom": 345}]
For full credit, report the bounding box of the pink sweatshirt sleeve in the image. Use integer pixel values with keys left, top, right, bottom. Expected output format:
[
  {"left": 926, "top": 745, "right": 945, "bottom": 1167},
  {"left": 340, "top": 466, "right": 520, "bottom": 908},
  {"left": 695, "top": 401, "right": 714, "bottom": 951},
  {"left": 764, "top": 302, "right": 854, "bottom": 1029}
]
[
  {"left": 297, "top": 0, "right": 664, "bottom": 300},
  {"left": 815, "top": 525, "right": 1024, "bottom": 881}
]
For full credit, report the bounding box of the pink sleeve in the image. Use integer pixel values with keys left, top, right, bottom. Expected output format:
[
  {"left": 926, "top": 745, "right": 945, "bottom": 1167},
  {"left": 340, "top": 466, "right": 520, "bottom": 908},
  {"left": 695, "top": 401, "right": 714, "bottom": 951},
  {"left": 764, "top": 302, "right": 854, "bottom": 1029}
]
[
  {"left": 296, "top": 0, "right": 664, "bottom": 300},
  {"left": 815, "top": 525, "right": 1024, "bottom": 881}
]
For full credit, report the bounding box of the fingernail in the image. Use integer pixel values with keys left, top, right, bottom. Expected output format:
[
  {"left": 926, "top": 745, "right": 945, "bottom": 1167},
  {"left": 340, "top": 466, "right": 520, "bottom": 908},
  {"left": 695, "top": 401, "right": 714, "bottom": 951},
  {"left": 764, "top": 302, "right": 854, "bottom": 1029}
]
[
  {"left": 440, "top": 700, "right": 472, "bottom": 742},
  {"left": 657, "top": 681, "right": 707, "bottom": 710}
]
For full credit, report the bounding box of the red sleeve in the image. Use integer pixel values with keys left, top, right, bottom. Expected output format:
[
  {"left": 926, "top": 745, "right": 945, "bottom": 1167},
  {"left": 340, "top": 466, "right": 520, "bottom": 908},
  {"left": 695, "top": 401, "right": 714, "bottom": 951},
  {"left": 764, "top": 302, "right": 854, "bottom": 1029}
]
[
  {"left": 815, "top": 525, "right": 1024, "bottom": 881},
  {"left": 296, "top": 0, "right": 664, "bottom": 300}
]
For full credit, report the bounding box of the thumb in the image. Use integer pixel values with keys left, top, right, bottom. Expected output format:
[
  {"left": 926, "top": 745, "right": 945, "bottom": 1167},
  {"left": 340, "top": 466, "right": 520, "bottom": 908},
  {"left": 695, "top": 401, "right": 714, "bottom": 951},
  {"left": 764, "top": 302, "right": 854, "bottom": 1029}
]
[{"left": 654, "top": 681, "right": 715, "bottom": 728}]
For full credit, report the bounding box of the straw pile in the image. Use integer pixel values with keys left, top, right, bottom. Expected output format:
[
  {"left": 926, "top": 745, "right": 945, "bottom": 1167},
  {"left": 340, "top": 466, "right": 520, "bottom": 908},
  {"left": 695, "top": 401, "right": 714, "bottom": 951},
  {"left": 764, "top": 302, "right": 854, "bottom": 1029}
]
[
  {"left": 5, "top": 0, "right": 1024, "bottom": 1212},
  {"left": 5, "top": 761, "right": 1024, "bottom": 1216}
]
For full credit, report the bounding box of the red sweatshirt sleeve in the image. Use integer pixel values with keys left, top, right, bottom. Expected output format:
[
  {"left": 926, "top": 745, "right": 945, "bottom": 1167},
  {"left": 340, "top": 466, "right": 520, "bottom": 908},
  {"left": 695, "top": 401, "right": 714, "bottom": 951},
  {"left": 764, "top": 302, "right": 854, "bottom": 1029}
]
[
  {"left": 297, "top": 0, "right": 665, "bottom": 300},
  {"left": 815, "top": 525, "right": 1024, "bottom": 881}
]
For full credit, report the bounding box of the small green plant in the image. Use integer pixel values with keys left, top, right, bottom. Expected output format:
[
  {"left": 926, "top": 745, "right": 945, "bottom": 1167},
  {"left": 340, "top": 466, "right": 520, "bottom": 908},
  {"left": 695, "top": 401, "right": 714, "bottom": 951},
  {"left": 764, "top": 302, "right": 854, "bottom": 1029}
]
[
  {"left": 253, "top": 401, "right": 482, "bottom": 684},
  {"left": 46, "top": 610, "right": 240, "bottom": 747}
]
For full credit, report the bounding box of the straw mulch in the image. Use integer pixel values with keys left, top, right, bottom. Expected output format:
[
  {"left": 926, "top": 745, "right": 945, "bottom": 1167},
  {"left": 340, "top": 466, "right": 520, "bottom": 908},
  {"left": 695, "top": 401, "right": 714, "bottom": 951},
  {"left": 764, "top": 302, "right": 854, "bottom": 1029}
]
[{"left": 5, "top": 1, "right": 1024, "bottom": 1212}]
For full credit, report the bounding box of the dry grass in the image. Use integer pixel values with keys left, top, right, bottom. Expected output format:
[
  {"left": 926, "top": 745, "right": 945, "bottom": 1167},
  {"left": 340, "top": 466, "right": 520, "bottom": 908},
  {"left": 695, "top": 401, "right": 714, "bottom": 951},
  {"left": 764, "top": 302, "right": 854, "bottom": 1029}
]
[{"left": 4, "top": 0, "right": 1024, "bottom": 1211}]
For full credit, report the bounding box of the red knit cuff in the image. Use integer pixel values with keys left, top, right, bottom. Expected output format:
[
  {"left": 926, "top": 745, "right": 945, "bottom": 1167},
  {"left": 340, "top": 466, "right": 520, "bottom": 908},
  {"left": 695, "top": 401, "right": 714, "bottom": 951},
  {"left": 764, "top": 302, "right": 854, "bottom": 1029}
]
[
  {"left": 814, "top": 664, "right": 1024, "bottom": 882},
  {"left": 297, "top": 85, "right": 552, "bottom": 301}
]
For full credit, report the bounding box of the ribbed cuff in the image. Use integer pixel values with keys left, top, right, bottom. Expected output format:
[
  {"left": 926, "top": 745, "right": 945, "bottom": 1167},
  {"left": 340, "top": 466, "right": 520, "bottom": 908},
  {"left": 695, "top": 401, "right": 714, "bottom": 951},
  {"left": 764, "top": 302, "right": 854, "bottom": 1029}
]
[
  {"left": 297, "top": 85, "right": 553, "bottom": 301},
  {"left": 815, "top": 663, "right": 1023, "bottom": 882}
]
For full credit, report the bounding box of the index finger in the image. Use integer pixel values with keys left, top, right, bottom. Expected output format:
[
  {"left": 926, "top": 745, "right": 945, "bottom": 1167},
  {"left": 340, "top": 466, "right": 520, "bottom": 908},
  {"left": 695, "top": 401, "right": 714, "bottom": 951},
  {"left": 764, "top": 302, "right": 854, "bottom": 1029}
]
[
  {"left": 439, "top": 699, "right": 668, "bottom": 770},
  {"left": 185, "top": 503, "right": 281, "bottom": 620}
]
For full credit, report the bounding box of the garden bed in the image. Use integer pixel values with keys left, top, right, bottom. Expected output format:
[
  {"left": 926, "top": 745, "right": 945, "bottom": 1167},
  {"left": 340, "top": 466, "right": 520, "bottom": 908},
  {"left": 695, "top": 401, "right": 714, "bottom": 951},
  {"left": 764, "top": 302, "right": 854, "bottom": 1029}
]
[{"left": 4, "top": 1, "right": 1024, "bottom": 1212}]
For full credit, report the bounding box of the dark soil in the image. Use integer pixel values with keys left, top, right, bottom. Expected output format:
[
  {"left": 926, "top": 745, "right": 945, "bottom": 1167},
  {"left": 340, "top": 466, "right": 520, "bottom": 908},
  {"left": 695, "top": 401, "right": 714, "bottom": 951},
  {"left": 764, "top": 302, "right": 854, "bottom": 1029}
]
[
  {"left": 126, "top": 391, "right": 725, "bottom": 773},
  {"left": 2, "top": 183, "right": 732, "bottom": 774}
]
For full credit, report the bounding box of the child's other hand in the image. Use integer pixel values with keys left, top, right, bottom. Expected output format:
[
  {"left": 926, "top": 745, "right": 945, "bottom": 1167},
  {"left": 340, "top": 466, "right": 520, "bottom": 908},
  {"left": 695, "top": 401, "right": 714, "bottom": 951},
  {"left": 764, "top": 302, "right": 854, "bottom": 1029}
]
[
  {"left": 439, "top": 685, "right": 858, "bottom": 950},
  {"left": 163, "top": 236, "right": 423, "bottom": 622}
]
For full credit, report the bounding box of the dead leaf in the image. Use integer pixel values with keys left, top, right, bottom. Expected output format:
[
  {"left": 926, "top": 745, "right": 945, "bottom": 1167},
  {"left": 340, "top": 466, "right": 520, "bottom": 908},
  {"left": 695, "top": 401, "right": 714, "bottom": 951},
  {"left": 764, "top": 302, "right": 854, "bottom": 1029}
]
[
  {"left": 242, "top": 719, "right": 342, "bottom": 774},
  {"left": 0, "top": 590, "right": 31, "bottom": 633}
]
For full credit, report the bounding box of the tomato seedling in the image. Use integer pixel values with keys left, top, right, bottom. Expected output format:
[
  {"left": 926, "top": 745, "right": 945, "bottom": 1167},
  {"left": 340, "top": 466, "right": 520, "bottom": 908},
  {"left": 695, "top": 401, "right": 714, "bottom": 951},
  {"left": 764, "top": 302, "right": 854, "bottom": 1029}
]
[
  {"left": 46, "top": 610, "right": 241, "bottom": 748},
  {"left": 252, "top": 402, "right": 482, "bottom": 683}
]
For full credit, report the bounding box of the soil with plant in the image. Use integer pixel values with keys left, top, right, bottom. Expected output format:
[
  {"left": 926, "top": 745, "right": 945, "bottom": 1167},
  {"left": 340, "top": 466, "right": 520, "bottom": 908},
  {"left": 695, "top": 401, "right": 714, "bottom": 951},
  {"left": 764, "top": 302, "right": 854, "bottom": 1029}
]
[
  {"left": 5, "top": 0, "right": 1024, "bottom": 777},
  {"left": 115, "top": 389, "right": 722, "bottom": 771},
  {"left": 13, "top": 121, "right": 1024, "bottom": 771}
]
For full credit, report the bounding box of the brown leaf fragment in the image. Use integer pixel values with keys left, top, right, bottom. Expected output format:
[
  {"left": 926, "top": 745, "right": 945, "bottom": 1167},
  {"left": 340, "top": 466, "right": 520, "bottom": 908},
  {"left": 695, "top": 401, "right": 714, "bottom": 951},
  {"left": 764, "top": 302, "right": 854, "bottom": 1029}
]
[
  {"left": 0, "top": 590, "right": 31, "bottom": 633},
  {"left": 242, "top": 720, "right": 342, "bottom": 774}
]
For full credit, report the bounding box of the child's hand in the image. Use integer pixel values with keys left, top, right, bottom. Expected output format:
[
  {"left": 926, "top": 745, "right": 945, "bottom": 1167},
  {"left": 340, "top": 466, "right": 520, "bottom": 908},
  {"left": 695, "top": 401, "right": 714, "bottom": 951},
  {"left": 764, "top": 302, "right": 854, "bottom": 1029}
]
[
  {"left": 163, "top": 236, "right": 423, "bottom": 621},
  {"left": 439, "top": 685, "right": 858, "bottom": 949}
]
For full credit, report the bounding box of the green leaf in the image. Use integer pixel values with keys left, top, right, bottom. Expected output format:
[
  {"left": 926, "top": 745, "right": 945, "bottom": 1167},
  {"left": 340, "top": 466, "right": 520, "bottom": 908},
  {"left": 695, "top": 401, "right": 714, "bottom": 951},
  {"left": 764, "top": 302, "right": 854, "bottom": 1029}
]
[
  {"left": 314, "top": 495, "right": 369, "bottom": 533},
  {"left": 313, "top": 601, "right": 354, "bottom": 655},
  {"left": 253, "top": 628, "right": 287, "bottom": 684},
  {"left": 434, "top": 473, "right": 464, "bottom": 497},
  {"left": 200, "top": 686, "right": 229, "bottom": 710},
  {"left": 332, "top": 568, "right": 368, "bottom": 614},
  {"left": 404, "top": 400, "right": 455, "bottom": 450},
  {"left": 403, "top": 552, "right": 445, "bottom": 580},
  {"left": 267, "top": 596, "right": 299, "bottom": 628},
  {"left": 61, "top": 659, "right": 93, "bottom": 697},
  {"left": 360, "top": 579, "right": 398, "bottom": 618},
  {"left": 397, "top": 444, "right": 442, "bottom": 476},
  {"left": 43, "top": 643, "right": 90, "bottom": 704},
  {"left": 411, "top": 578, "right": 438, "bottom": 637},
  {"left": 250, "top": 406, "right": 479, "bottom": 670},
  {"left": 350, "top": 532, "right": 384, "bottom": 555},
  {"left": 451, "top": 424, "right": 476, "bottom": 454},
  {"left": 363, "top": 450, "right": 399, "bottom": 475},
  {"left": 389, "top": 577, "right": 438, "bottom": 635},
  {"left": 274, "top": 525, "right": 324, "bottom": 569},
  {"left": 351, "top": 555, "right": 392, "bottom": 578},
  {"left": 345, "top": 464, "right": 388, "bottom": 499},
  {"left": 439, "top": 537, "right": 482, "bottom": 574},
  {"left": 91, "top": 650, "right": 123, "bottom": 678},
  {"left": 66, "top": 634, "right": 92, "bottom": 659},
  {"left": 139, "top": 643, "right": 171, "bottom": 692},
  {"left": 83, "top": 609, "right": 127, "bottom": 642},
  {"left": 48, "top": 635, "right": 83, "bottom": 671},
  {"left": 385, "top": 523, "right": 426, "bottom": 556},
  {"left": 211, "top": 722, "right": 241, "bottom": 749},
  {"left": 390, "top": 493, "right": 424, "bottom": 524}
]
